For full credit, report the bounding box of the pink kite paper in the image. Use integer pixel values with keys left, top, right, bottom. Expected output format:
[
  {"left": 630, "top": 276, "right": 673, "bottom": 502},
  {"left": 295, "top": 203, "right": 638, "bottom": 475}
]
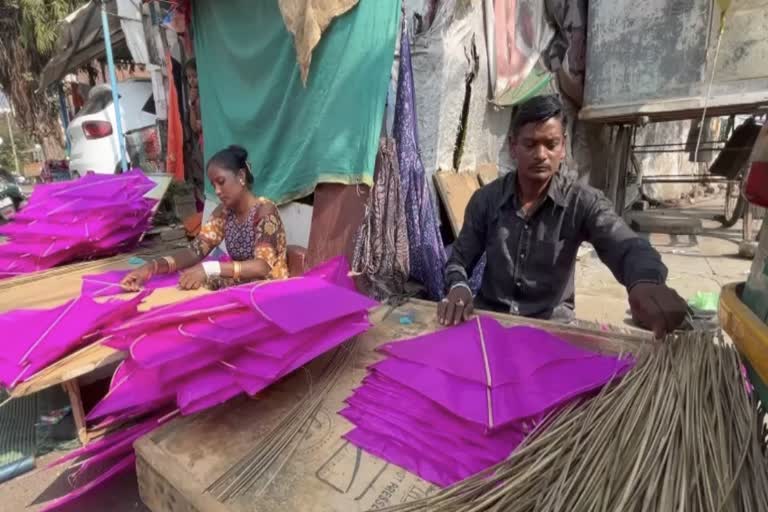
[
  {"left": 81, "top": 269, "right": 180, "bottom": 297},
  {"left": 0, "top": 291, "right": 149, "bottom": 389},
  {"left": 88, "top": 257, "right": 377, "bottom": 420},
  {"left": 39, "top": 413, "right": 171, "bottom": 512},
  {"left": 342, "top": 316, "right": 633, "bottom": 487},
  {"left": 0, "top": 170, "right": 157, "bottom": 280},
  {"left": 80, "top": 254, "right": 226, "bottom": 297},
  {"left": 41, "top": 258, "right": 374, "bottom": 511}
]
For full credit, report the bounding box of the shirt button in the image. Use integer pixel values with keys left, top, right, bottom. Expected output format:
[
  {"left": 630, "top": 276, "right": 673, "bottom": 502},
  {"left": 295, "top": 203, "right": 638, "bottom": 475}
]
[
  {"left": 520, "top": 253, "right": 526, "bottom": 259},
  {"left": 524, "top": 224, "right": 530, "bottom": 231},
  {"left": 516, "top": 280, "right": 522, "bottom": 288}
]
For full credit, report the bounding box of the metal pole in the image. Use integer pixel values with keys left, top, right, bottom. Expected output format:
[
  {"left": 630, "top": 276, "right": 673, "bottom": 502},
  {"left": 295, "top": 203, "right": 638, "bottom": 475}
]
[
  {"left": 4, "top": 110, "right": 19, "bottom": 175},
  {"left": 56, "top": 83, "right": 71, "bottom": 154},
  {"left": 101, "top": 0, "right": 128, "bottom": 172}
]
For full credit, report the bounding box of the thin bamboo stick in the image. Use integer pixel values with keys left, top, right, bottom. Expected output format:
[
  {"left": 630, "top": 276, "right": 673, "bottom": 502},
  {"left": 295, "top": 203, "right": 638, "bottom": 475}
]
[{"left": 377, "top": 331, "right": 768, "bottom": 512}]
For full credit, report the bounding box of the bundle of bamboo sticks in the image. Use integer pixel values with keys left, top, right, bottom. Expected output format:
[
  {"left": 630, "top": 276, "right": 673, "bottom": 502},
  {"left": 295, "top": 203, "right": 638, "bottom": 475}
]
[
  {"left": 381, "top": 331, "right": 768, "bottom": 511},
  {"left": 207, "top": 342, "right": 358, "bottom": 501}
]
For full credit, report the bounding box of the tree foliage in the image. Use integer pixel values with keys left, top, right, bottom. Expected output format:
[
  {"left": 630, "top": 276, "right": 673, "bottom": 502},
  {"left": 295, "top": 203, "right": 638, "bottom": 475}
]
[{"left": 0, "top": 0, "right": 87, "bottom": 157}]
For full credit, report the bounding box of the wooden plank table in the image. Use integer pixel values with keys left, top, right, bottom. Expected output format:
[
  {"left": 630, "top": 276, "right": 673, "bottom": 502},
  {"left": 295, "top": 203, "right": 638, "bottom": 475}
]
[
  {"left": 1, "top": 245, "right": 202, "bottom": 445},
  {"left": 135, "top": 299, "right": 650, "bottom": 512}
]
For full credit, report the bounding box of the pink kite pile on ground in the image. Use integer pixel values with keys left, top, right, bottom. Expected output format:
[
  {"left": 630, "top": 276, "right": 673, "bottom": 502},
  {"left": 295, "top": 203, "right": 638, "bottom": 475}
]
[
  {"left": 0, "top": 170, "right": 157, "bottom": 279},
  {"left": 341, "top": 316, "right": 634, "bottom": 487}
]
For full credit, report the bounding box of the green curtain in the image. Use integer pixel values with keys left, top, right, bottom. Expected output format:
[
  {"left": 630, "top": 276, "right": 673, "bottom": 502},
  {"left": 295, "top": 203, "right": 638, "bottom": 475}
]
[{"left": 192, "top": 0, "right": 400, "bottom": 203}]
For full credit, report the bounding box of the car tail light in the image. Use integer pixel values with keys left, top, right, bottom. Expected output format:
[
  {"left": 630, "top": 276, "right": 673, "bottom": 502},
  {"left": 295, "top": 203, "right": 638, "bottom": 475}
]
[{"left": 82, "top": 120, "right": 113, "bottom": 139}]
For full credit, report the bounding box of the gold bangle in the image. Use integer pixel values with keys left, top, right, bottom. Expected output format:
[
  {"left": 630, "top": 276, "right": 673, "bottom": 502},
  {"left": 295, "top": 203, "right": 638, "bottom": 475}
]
[
  {"left": 162, "top": 256, "right": 177, "bottom": 273},
  {"left": 151, "top": 259, "right": 159, "bottom": 275},
  {"left": 233, "top": 261, "right": 242, "bottom": 282}
]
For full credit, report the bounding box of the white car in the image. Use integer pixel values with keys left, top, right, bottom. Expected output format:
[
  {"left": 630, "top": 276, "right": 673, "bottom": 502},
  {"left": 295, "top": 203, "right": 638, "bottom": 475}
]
[{"left": 67, "top": 79, "right": 156, "bottom": 176}]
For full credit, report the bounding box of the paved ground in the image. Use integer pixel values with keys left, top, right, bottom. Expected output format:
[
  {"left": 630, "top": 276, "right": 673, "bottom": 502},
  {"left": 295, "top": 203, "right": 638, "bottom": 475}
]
[
  {"left": 0, "top": 198, "right": 756, "bottom": 511},
  {"left": 574, "top": 199, "right": 752, "bottom": 328}
]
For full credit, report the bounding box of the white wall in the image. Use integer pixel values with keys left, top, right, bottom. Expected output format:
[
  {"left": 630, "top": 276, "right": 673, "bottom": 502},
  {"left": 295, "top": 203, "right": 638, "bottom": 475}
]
[{"left": 202, "top": 199, "right": 313, "bottom": 252}]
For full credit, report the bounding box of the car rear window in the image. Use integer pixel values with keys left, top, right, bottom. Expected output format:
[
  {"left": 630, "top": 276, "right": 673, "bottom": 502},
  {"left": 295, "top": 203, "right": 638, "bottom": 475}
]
[{"left": 77, "top": 88, "right": 115, "bottom": 116}]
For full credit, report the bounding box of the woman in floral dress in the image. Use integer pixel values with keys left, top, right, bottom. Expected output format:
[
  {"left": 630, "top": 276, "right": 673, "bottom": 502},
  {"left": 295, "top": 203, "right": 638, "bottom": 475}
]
[{"left": 121, "top": 145, "right": 288, "bottom": 291}]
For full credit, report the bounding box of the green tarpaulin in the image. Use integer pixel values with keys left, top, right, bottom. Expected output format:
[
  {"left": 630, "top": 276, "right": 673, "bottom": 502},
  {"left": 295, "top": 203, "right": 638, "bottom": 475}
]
[{"left": 192, "top": 0, "right": 399, "bottom": 204}]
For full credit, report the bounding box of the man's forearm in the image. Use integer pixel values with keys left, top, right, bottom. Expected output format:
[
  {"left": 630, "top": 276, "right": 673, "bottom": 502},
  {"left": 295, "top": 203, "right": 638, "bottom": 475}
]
[
  {"left": 619, "top": 239, "right": 668, "bottom": 289},
  {"left": 446, "top": 262, "right": 470, "bottom": 289}
]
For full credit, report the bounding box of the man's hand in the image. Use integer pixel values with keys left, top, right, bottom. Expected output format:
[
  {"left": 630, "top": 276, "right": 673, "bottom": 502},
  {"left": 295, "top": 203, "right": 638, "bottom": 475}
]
[
  {"left": 437, "top": 285, "right": 474, "bottom": 326},
  {"left": 179, "top": 265, "right": 207, "bottom": 290},
  {"left": 628, "top": 283, "right": 687, "bottom": 339}
]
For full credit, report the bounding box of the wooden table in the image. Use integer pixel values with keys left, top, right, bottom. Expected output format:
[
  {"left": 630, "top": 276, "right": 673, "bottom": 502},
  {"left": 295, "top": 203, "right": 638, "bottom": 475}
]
[
  {"left": 2, "top": 246, "right": 204, "bottom": 445},
  {"left": 135, "top": 299, "right": 650, "bottom": 512}
]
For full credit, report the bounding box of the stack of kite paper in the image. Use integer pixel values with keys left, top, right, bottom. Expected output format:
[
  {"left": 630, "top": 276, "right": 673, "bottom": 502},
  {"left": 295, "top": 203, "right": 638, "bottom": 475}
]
[
  {"left": 0, "top": 170, "right": 157, "bottom": 279},
  {"left": 0, "top": 292, "right": 148, "bottom": 389},
  {"left": 341, "top": 317, "right": 634, "bottom": 487},
  {"left": 36, "top": 259, "right": 373, "bottom": 511},
  {"left": 87, "top": 258, "right": 377, "bottom": 422}
]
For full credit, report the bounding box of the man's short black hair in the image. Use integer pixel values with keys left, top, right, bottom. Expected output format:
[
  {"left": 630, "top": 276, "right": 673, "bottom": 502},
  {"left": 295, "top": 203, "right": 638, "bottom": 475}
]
[{"left": 509, "top": 95, "right": 566, "bottom": 137}]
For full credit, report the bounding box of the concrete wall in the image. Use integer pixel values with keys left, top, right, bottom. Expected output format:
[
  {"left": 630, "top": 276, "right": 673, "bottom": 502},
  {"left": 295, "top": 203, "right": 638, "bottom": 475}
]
[
  {"left": 634, "top": 120, "right": 710, "bottom": 202},
  {"left": 404, "top": 0, "right": 513, "bottom": 180}
]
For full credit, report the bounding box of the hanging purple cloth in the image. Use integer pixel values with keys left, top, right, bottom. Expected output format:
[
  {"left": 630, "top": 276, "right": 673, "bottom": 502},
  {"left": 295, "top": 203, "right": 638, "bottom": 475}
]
[{"left": 393, "top": 21, "right": 446, "bottom": 300}]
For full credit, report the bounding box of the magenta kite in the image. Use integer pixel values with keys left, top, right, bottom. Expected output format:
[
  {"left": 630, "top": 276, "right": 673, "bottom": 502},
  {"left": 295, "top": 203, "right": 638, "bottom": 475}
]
[
  {"left": 342, "top": 316, "right": 634, "bottom": 486},
  {"left": 0, "top": 170, "right": 157, "bottom": 279}
]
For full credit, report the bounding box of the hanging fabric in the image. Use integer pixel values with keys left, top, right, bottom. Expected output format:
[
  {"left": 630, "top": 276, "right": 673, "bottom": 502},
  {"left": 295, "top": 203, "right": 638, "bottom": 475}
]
[
  {"left": 278, "top": 0, "right": 360, "bottom": 85},
  {"left": 394, "top": 21, "right": 447, "bottom": 300},
  {"left": 352, "top": 138, "right": 410, "bottom": 301},
  {"left": 485, "top": 0, "right": 555, "bottom": 106},
  {"left": 192, "top": 0, "right": 400, "bottom": 204},
  {"left": 165, "top": 54, "right": 185, "bottom": 181}
]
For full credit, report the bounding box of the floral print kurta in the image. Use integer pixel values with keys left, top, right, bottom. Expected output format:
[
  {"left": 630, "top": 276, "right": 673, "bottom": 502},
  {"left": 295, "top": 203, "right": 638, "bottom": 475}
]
[{"left": 191, "top": 198, "right": 288, "bottom": 287}]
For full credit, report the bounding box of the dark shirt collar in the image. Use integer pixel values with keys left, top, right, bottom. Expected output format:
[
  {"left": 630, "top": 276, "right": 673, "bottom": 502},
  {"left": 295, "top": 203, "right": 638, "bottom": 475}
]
[{"left": 500, "top": 170, "right": 568, "bottom": 208}]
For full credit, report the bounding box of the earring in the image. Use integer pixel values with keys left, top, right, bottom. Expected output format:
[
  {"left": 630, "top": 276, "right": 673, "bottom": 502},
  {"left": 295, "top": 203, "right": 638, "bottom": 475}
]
[{"left": 240, "top": 179, "right": 245, "bottom": 186}]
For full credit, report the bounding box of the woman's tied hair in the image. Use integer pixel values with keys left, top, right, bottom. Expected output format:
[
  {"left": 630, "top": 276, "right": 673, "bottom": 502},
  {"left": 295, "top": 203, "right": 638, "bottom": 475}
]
[{"left": 207, "top": 145, "right": 254, "bottom": 185}]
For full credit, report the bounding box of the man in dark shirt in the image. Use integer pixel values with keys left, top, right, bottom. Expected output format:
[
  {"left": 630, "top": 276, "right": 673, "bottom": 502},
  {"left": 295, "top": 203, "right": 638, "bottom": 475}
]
[{"left": 438, "top": 95, "right": 687, "bottom": 338}]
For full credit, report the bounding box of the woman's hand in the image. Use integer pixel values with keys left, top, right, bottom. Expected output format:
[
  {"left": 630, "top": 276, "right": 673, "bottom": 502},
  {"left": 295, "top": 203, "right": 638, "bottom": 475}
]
[
  {"left": 179, "top": 264, "right": 207, "bottom": 290},
  {"left": 120, "top": 265, "right": 153, "bottom": 292}
]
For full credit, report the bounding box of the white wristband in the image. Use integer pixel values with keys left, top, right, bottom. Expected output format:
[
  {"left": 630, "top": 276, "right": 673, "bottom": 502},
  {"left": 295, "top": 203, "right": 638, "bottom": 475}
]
[
  {"left": 202, "top": 261, "right": 222, "bottom": 278},
  {"left": 450, "top": 282, "right": 472, "bottom": 293}
]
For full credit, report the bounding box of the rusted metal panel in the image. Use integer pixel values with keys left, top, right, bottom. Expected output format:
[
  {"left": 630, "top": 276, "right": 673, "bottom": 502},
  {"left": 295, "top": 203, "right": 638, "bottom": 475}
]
[{"left": 581, "top": 0, "right": 768, "bottom": 122}]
